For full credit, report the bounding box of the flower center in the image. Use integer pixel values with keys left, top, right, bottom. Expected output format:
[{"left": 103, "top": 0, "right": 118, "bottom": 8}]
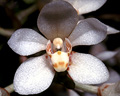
[
  {"left": 51, "top": 51, "right": 69, "bottom": 72},
  {"left": 46, "top": 37, "right": 72, "bottom": 72}
]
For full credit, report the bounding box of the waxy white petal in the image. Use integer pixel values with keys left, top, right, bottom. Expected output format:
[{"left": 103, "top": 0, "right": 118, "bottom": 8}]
[
  {"left": 90, "top": 43, "right": 106, "bottom": 56},
  {"left": 106, "top": 25, "right": 120, "bottom": 34},
  {"left": 68, "top": 52, "right": 109, "bottom": 84},
  {"left": 14, "top": 55, "right": 55, "bottom": 95},
  {"left": 106, "top": 68, "right": 120, "bottom": 83},
  {"left": 96, "top": 21, "right": 120, "bottom": 34},
  {"left": 8, "top": 28, "right": 47, "bottom": 56},
  {"left": 84, "top": 93, "right": 96, "bottom": 96},
  {"left": 68, "top": 89, "right": 79, "bottom": 96},
  {"left": 96, "top": 51, "right": 118, "bottom": 61},
  {"left": 63, "top": 0, "right": 107, "bottom": 14},
  {"left": 68, "top": 18, "right": 107, "bottom": 46},
  {"left": 37, "top": 1, "right": 78, "bottom": 41}
]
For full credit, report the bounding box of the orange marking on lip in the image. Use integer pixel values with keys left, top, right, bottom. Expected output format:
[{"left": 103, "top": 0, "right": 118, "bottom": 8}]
[
  {"left": 104, "top": 85, "right": 109, "bottom": 89},
  {"left": 57, "top": 51, "right": 61, "bottom": 55},
  {"left": 69, "top": 62, "right": 72, "bottom": 66},
  {"left": 58, "top": 61, "right": 64, "bottom": 66},
  {"left": 45, "top": 55, "right": 48, "bottom": 59},
  {"left": 102, "top": 85, "right": 109, "bottom": 91},
  {"left": 66, "top": 63, "right": 68, "bottom": 67},
  {"left": 49, "top": 55, "right": 52, "bottom": 58},
  {"left": 68, "top": 53, "right": 70, "bottom": 56},
  {"left": 53, "top": 63, "right": 58, "bottom": 68}
]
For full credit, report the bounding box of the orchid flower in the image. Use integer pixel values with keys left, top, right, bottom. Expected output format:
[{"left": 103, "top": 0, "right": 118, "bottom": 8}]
[{"left": 8, "top": 1, "right": 110, "bottom": 95}]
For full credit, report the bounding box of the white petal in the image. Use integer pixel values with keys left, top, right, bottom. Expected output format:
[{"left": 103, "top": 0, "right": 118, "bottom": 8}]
[
  {"left": 84, "top": 93, "right": 96, "bottom": 96},
  {"left": 106, "top": 25, "right": 120, "bottom": 34},
  {"left": 68, "top": 18, "right": 107, "bottom": 46},
  {"left": 90, "top": 43, "right": 106, "bottom": 56},
  {"left": 63, "top": 0, "right": 107, "bottom": 14},
  {"left": 14, "top": 54, "right": 55, "bottom": 95},
  {"left": 106, "top": 68, "right": 120, "bottom": 83},
  {"left": 68, "top": 52, "right": 109, "bottom": 84},
  {"left": 8, "top": 28, "right": 47, "bottom": 56},
  {"left": 96, "top": 21, "right": 120, "bottom": 34},
  {"left": 96, "top": 51, "right": 118, "bottom": 61},
  {"left": 37, "top": 1, "right": 78, "bottom": 41},
  {"left": 68, "top": 89, "right": 79, "bottom": 96}
]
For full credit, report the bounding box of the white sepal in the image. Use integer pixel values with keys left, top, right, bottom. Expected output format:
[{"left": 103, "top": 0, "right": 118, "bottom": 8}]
[
  {"left": 68, "top": 18, "right": 107, "bottom": 46},
  {"left": 64, "top": 0, "right": 107, "bottom": 14},
  {"left": 8, "top": 28, "right": 47, "bottom": 56},
  {"left": 37, "top": 1, "right": 78, "bottom": 40},
  {"left": 14, "top": 54, "right": 55, "bottom": 95},
  {"left": 68, "top": 89, "right": 79, "bottom": 96},
  {"left": 106, "top": 25, "right": 120, "bottom": 34},
  {"left": 68, "top": 52, "right": 109, "bottom": 84},
  {"left": 106, "top": 68, "right": 120, "bottom": 83},
  {"left": 96, "top": 51, "right": 118, "bottom": 61}
]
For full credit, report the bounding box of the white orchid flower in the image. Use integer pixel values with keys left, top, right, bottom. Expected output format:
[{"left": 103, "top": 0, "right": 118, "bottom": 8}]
[{"left": 7, "top": 1, "right": 111, "bottom": 95}]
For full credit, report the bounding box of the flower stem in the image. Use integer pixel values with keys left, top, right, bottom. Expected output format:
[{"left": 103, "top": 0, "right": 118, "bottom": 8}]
[
  {"left": 0, "top": 27, "right": 14, "bottom": 37},
  {"left": 16, "top": 3, "right": 38, "bottom": 24},
  {"left": 75, "top": 81, "right": 98, "bottom": 94},
  {"left": 4, "top": 84, "right": 14, "bottom": 93}
]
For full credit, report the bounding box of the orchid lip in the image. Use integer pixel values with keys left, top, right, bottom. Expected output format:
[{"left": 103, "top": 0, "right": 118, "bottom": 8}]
[{"left": 46, "top": 37, "right": 72, "bottom": 72}]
